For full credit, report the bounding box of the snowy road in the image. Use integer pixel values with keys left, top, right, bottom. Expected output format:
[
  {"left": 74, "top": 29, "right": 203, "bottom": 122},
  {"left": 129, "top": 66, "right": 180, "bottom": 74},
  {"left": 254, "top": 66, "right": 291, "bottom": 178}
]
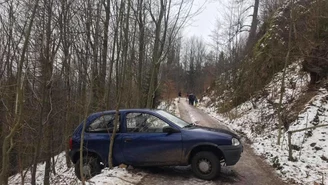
[{"left": 137, "top": 100, "right": 288, "bottom": 185}]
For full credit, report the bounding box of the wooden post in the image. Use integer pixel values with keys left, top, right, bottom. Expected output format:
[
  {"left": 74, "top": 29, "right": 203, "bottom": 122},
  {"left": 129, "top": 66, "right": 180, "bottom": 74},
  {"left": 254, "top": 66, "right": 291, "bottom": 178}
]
[{"left": 288, "top": 131, "right": 292, "bottom": 161}]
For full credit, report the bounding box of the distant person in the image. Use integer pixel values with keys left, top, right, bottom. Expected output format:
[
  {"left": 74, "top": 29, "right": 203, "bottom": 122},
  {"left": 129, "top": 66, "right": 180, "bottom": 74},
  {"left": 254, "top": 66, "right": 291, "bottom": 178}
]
[
  {"left": 188, "top": 93, "right": 195, "bottom": 106},
  {"left": 178, "top": 91, "right": 182, "bottom": 102}
]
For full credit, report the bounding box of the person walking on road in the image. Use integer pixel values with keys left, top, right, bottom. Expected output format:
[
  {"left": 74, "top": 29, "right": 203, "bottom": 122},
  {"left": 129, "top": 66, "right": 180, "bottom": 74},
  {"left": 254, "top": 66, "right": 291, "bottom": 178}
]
[
  {"left": 178, "top": 91, "right": 182, "bottom": 102},
  {"left": 194, "top": 96, "right": 198, "bottom": 107},
  {"left": 188, "top": 93, "right": 195, "bottom": 106}
]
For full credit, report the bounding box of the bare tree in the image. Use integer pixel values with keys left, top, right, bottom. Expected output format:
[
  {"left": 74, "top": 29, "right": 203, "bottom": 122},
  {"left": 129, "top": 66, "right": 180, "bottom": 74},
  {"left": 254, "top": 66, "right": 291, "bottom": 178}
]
[
  {"left": 0, "top": 0, "right": 199, "bottom": 183},
  {"left": 245, "top": 0, "right": 259, "bottom": 49},
  {"left": 277, "top": 0, "right": 294, "bottom": 145},
  {"left": 146, "top": 0, "right": 194, "bottom": 108},
  {"left": 101, "top": 0, "right": 111, "bottom": 107},
  {"left": 108, "top": 0, "right": 130, "bottom": 168},
  {"left": 58, "top": 0, "right": 74, "bottom": 168},
  {"left": 0, "top": 0, "right": 40, "bottom": 184}
]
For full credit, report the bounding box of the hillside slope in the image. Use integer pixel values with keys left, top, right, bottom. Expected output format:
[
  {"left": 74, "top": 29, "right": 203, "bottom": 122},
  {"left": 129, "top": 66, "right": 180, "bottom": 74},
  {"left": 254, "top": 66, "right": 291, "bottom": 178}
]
[
  {"left": 202, "top": 1, "right": 328, "bottom": 183},
  {"left": 200, "top": 62, "right": 328, "bottom": 184},
  {"left": 213, "top": 0, "right": 328, "bottom": 111}
]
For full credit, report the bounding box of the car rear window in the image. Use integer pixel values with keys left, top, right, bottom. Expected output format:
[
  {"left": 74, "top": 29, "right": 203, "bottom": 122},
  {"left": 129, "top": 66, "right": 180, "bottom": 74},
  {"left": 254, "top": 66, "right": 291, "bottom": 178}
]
[{"left": 86, "top": 114, "right": 120, "bottom": 133}]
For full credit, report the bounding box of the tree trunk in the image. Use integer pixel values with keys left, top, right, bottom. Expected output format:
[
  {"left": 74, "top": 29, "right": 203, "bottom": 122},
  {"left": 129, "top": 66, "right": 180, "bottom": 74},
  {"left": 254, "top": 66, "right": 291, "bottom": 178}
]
[
  {"left": 109, "top": 0, "right": 129, "bottom": 168},
  {"left": 137, "top": 0, "right": 145, "bottom": 108},
  {"left": 101, "top": 0, "right": 110, "bottom": 106},
  {"left": 79, "top": 0, "right": 93, "bottom": 183},
  {"left": 92, "top": 2, "right": 101, "bottom": 110},
  {"left": 277, "top": 0, "right": 293, "bottom": 145},
  {"left": 59, "top": 0, "right": 73, "bottom": 168},
  {"left": 122, "top": 0, "right": 131, "bottom": 107},
  {"left": 146, "top": 0, "right": 165, "bottom": 108},
  {"left": 105, "top": 0, "right": 121, "bottom": 110},
  {"left": 43, "top": 0, "right": 55, "bottom": 183},
  {"left": 246, "top": 0, "right": 260, "bottom": 49}
]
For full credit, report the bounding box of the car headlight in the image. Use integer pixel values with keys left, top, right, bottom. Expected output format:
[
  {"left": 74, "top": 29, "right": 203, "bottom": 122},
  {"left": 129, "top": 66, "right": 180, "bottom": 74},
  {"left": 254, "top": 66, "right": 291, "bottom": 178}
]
[{"left": 232, "top": 138, "right": 240, "bottom": 146}]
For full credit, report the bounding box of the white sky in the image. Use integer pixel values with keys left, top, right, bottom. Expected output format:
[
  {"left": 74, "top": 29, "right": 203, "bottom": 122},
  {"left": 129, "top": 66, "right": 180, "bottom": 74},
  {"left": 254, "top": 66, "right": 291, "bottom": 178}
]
[{"left": 183, "top": 0, "right": 228, "bottom": 43}]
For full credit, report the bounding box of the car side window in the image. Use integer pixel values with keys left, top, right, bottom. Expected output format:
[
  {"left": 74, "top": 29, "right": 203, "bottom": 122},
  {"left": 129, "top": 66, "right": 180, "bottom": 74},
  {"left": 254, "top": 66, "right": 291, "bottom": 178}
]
[
  {"left": 87, "top": 114, "right": 120, "bottom": 133},
  {"left": 126, "top": 113, "right": 169, "bottom": 133}
]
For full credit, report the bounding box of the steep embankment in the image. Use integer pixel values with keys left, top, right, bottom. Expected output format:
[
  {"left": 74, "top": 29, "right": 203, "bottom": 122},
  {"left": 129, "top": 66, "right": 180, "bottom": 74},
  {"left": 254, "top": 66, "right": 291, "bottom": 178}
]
[
  {"left": 201, "top": 0, "right": 328, "bottom": 184},
  {"left": 201, "top": 60, "right": 328, "bottom": 184},
  {"left": 214, "top": 0, "right": 328, "bottom": 112}
]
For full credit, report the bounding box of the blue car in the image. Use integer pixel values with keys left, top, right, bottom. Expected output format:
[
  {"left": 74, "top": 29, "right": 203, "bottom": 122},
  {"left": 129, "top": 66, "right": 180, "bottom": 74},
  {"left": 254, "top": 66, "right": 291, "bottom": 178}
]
[{"left": 69, "top": 109, "right": 242, "bottom": 180}]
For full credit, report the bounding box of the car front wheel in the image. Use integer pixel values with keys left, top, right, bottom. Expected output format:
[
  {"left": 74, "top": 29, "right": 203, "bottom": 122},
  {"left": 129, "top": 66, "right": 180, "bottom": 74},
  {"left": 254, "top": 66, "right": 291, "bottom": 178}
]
[
  {"left": 191, "top": 151, "right": 220, "bottom": 180},
  {"left": 75, "top": 156, "right": 101, "bottom": 181}
]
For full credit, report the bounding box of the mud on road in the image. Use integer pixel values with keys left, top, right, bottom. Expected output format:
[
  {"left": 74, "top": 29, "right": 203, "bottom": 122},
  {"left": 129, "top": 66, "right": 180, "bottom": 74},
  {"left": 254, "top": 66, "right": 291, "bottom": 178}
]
[{"left": 136, "top": 100, "right": 289, "bottom": 185}]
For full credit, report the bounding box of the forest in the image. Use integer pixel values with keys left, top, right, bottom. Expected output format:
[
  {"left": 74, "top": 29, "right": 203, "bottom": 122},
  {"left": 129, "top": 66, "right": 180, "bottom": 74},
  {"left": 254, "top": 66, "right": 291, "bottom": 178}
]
[{"left": 1, "top": 0, "right": 328, "bottom": 184}]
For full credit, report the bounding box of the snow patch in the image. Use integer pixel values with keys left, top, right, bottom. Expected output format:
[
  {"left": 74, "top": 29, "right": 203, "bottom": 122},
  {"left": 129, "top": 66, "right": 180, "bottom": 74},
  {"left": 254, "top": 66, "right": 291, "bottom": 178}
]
[{"left": 9, "top": 152, "right": 146, "bottom": 185}]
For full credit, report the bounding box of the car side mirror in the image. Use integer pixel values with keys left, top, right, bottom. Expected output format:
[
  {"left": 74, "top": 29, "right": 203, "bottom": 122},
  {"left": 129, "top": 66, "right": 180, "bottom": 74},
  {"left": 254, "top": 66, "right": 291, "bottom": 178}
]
[{"left": 163, "top": 126, "right": 179, "bottom": 134}]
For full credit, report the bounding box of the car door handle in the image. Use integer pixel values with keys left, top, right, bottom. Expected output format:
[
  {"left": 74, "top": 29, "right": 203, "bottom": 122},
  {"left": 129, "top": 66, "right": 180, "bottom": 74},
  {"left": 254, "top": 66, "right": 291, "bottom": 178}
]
[{"left": 124, "top": 138, "right": 133, "bottom": 143}]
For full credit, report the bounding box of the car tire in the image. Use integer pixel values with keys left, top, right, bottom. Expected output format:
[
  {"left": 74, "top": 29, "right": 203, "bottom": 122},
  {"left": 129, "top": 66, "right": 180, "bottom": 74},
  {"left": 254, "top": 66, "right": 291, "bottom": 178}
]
[
  {"left": 75, "top": 156, "right": 101, "bottom": 181},
  {"left": 191, "top": 151, "right": 220, "bottom": 180}
]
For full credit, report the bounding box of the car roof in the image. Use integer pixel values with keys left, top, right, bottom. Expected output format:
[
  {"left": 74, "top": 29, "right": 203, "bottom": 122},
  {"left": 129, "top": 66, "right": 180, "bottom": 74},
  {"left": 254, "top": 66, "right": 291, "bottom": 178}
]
[{"left": 89, "top": 108, "right": 161, "bottom": 117}]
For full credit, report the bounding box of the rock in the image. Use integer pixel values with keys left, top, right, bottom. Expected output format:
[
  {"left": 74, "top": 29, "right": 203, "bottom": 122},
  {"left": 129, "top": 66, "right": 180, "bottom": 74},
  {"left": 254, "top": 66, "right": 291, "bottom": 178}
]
[
  {"left": 314, "top": 146, "right": 322, "bottom": 151},
  {"left": 310, "top": 143, "right": 316, "bottom": 147},
  {"left": 291, "top": 144, "right": 301, "bottom": 151},
  {"left": 320, "top": 155, "right": 328, "bottom": 162}
]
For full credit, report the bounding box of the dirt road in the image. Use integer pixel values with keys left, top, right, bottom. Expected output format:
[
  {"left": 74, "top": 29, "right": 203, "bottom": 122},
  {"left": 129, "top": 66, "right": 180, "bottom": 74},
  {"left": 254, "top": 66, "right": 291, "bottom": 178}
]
[{"left": 137, "top": 100, "right": 288, "bottom": 185}]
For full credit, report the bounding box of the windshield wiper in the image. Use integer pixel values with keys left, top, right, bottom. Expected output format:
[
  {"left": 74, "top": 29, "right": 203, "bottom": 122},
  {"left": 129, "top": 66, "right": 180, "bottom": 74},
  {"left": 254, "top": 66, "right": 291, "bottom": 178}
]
[{"left": 184, "top": 123, "right": 195, "bottom": 128}]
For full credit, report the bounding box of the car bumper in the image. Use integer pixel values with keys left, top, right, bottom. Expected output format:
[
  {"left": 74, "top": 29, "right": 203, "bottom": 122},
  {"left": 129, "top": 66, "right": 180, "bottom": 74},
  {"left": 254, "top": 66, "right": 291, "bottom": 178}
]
[{"left": 219, "top": 145, "right": 243, "bottom": 166}]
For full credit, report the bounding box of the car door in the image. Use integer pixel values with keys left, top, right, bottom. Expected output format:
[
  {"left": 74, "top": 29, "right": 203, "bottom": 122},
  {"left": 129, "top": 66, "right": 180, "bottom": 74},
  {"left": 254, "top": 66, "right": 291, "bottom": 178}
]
[
  {"left": 84, "top": 113, "right": 124, "bottom": 166},
  {"left": 122, "top": 112, "right": 183, "bottom": 166}
]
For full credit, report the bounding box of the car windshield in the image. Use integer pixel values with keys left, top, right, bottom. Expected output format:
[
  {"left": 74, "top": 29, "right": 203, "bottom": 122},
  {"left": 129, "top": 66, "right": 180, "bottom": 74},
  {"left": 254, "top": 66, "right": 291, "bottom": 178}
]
[{"left": 156, "top": 110, "right": 189, "bottom": 128}]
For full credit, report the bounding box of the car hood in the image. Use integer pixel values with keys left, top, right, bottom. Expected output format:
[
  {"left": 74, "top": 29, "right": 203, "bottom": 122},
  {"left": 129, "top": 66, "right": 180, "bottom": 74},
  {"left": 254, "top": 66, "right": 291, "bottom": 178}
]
[{"left": 184, "top": 125, "right": 239, "bottom": 139}]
